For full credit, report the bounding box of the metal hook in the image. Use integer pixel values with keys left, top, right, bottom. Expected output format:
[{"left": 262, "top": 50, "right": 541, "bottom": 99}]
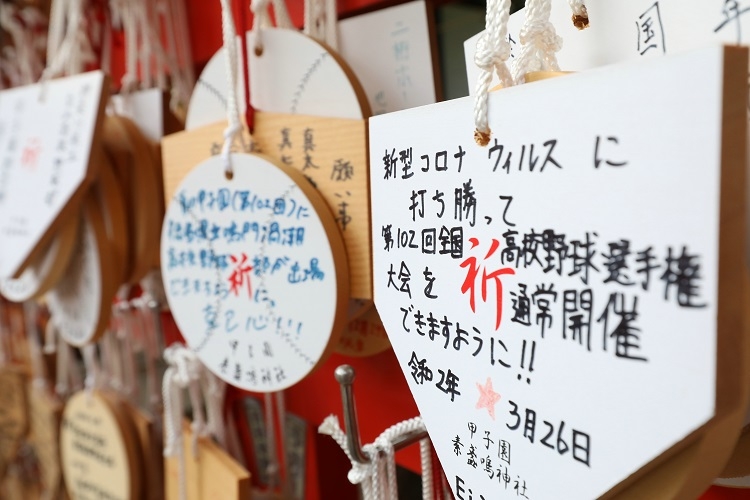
[
  {"left": 334, "top": 364, "right": 370, "bottom": 464},
  {"left": 334, "top": 364, "right": 429, "bottom": 466}
]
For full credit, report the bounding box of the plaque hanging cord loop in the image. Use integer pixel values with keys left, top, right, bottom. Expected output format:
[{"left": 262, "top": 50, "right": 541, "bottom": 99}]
[
  {"left": 512, "top": 0, "right": 562, "bottom": 83},
  {"left": 82, "top": 344, "right": 101, "bottom": 399},
  {"left": 201, "top": 369, "right": 228, "bottom": 448},
  {"left": 304, "top": 0, "right": 338, "bottom": 50},
  {"left": 320, "top": 415, "right": 429, "bottom": 500},
  {"left": 135, "top": 272, "right": 167, "bottom": 418},
  {"left": 24, "top": 302, "right": 48, "bottom": 391},
  {"left": 162, "top": 343, "right": 207, "bottom": 500},
  {"left": 568, "top": 0, "right": 589, "bottom": 30},
  {"left": 219, "top": 0, "right": 251, "bottom": 179},
  {"left": 117, "top": 0, "right": 140, "bottom": 92},
  {"left": 0, "top": 3, "right": 45, "bottom": 86},
  {"left": 163, "top": 0, "right": 196, "bottom": 113},
  {"left": 251, "top": 0, "right": 294, "bottom": 55},
  {"left": 472, "top": 0, "right": 513, "bottom": 147},
  {"left": 40, "top": 0, "right": 96, "bottom": 85}
]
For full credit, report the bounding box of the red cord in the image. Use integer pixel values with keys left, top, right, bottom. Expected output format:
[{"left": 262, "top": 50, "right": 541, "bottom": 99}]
[{"left": 232, "top": 0, "right": 254, "bottom": 134}]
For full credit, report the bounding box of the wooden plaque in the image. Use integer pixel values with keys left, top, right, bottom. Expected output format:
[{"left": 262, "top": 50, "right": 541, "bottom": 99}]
[{"left": 60, "top": 391, "right": 142, "bottom": 500}]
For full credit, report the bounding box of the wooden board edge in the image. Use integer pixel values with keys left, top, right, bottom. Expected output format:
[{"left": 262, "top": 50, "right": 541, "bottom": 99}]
[{"left": 251, "top": 152, "right": 352, "bottom": 381}]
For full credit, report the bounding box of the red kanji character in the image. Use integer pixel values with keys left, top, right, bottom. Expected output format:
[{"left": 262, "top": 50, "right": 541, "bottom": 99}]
[
  {"left": 228, "top": 253, "right": 254, "bottom": 299},
  {"left": 460, "top": 238, "right": 516, "bottom": 330}
]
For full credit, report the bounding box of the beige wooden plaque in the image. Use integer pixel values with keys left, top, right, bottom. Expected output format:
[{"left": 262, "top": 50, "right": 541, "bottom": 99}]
[
  {"left": 162, "top": 116, "right": 371, "bottom": 299},
  {"left": 165, "top": 421, "right": 251, "bottom": 500},
  {"left": 336, "top": 303, "right": 391, "bottom": 357},
  {"left": 60, "top": 391, "right": 141, "bottom": 500}
]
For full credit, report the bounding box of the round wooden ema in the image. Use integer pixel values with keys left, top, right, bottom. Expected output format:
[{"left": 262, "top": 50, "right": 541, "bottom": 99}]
[
  {"left": 102, "top": 115, "right": 163, "bottom": 284},
  {"left": 248, "top": 27, "right": 370, "bottom": 119},
  {"left": 60, "top": 390, "right": 142, "bottom": 500},
  {"left": 245, "top": 28, "right": 373, "bottom": 307},
  {"left": 0, "top": 213, "right": 79, "bottom": 302},
  {"left": 46, "top": 194, "right": 116, "bottom": 347},
  {"left": 95, "top": 150, "right": 130, "bottom": 287},
  {"left": 185, "top": 36, "right": 246, "bottom": 130},
  {"left": 160, "top": 153, "right": 349, "bottom": 392},
  {"left": 118, "top": 116, "right": 163, "bottom": 284},
  {"left": 336, "top": 302, "right": 391, "bottom": 357}
]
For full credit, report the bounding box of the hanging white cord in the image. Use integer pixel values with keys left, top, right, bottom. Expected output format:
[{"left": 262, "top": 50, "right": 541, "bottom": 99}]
[
  {"left": 46, "top": 0, "right": 67, "bottom": 71},
  {"left": 117, "top": 310, "right": 139, "bottom": 406},
  {"left": 138, "top": 1, "right": 154, "bottom": 89},
  {"left": 272, "top": 0, "right": 294, "bottom": 29},
  {"left": 304, "top": 0, "right": 338, "bottom": 50},
  {"left": 419, "top": 439, "right": 433, "bottom": 500},
  {"left": 133, "top": 297, "right": 162, "bottom": 417},
  {"left": 82, "top": 344, "right": 100, "bottom": 397},
  {"left": 119, "top": 0, "right": 139, "bottom": 91},
  {"left": 219, "top": 0, "right": 249, "bottom": 178},
  {"left": 24, "top": 302, "right": 48, "bottom": 391},
  {"left": 146, "top": 1, "right": 167, "bottom": 90},
  {"left": 320, "top": 415, "right": 428, "bottom": 500},
  {"left": 41, "top": 0, "right": 96, "bottom": 81},
  {"left": 251, "top": 0, "right": 294, "bottom": 54},
  {"left": 51, "top": 325, "right": 72, "bottom": 398},
  {"left": 101, "top": 324, "right": 122, "bottom": 393},
  {"left": 472, "top": 0, "right": 513, "bottom": 146},
  {"left": 0, "top": 5, "right": 45, "bottom": 85},
  {"left": 512, "top": 0, "right": 562, "bottom": 83},
  {"left": 569, "top": 0, "right": 589, "bottom": 29},
  {"left": 170, "top": 0, "right": 196, "bottom": 105},
  {"left": 163, "top": 343, "right": 207, "bottom": 500},
  {"left": 201, "top": 369, "right": 227, "bottom": 447}
]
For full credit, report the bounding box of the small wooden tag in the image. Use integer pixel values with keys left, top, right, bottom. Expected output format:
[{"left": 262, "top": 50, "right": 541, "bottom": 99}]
[
  {"left": 336, "top": 303, "right": 391, "bottom": 357},
  {"left": 165, "top": 421, "right": 251, "bottom": 500}
]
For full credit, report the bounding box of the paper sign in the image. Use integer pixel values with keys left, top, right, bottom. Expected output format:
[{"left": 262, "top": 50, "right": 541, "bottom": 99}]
[
  {"left": 0, "top": 71, "right": 107, "bottom": 278},
  {"left": 160, "top": 154, "right": 349, "bottom": 392},
  {"left": 338, "top": 0, "right": 437, "bottom": 115},
  {"left": 465, "top": 0, "right": 750, "bottom": 94},
  {"left": 369, "top": 46, "right": 743, "bottom": 499}
]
